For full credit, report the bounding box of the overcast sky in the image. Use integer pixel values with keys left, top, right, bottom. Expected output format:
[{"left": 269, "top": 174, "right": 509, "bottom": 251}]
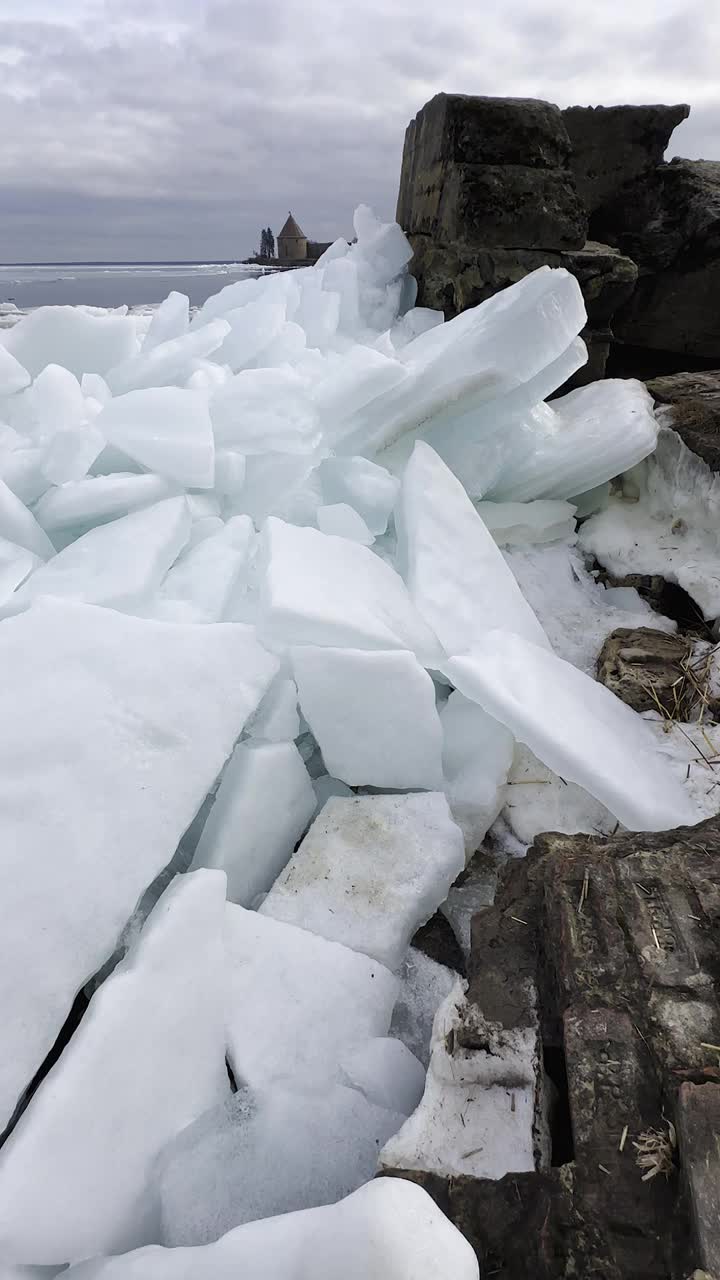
[{"left": 0, "top": 0, "right": 718, "bottom": 261}]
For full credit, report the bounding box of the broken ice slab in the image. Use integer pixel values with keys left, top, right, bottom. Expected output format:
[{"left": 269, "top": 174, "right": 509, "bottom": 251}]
[
  {"left": 338, "top": 1038, "right": 426, "bottom": 1116},
  {"left": 260, "top": 793, "right": 465, "bottom": 970},
  {"left": 0, "top": 872, "right": 229, "bottom": 1265},
  {"left": 40, "top": 422, "right": 106, "bottom": 487},
  {"left": 95, "top": 387, "right": 215, "bottom": 489},
  {"left": 210, "top": 367, "right": 321, "bottom": 455},
  {"left": 443, "top": 629, "right": 697, "bottom": 832},
  {"left": 224, "top": 903, "right": 398, "bottom": 1090},
  {"left": 156, "top": 1084, "right": 406, "bottom": 1246},
  {"left": 140, "top": 291, "right": 189, "bottom": 352},
  {"left": 329, "top": 266, "right": 587, "bottom": 458},
  {"left": 396, "top": 443, "right": 548, "bottom": 656},
  {"left": 474, "top": 499, "right": 577, "bottom": 547},
  {"left": 150, "top": 515, "right": 254, "bottom": 624},
  {"left": 0, "top": 598, "right": 277, "bottom": 1133},
  {"left": 485, "top": 378, "right": 658, "bottom": 503},
  {"left": 0, "top": 537, "right": 40, "bottom": 607},
  {"left": 390, "top": 947, "right": 458, "bottom": 1069},
  {"left": 191, "top": 741, "right": 315, "bottom": 906},
  {"left": 440, "top": 691, "right": 514, "bottom": 856},
  {"left": 379, "top": 980, "right": 537, "bottom": 1182},
  {"left": 0, "top": 476, "right": 55, "bottom": 559},
  {"left": 32, "top": 473, "right": 180, "bottom": 534},
  {"left": 292, "top": 646, "right": 444, "bottom": 790},
  {"left": 257, "top": 516, "right": 442, "bottom": 666},
  {"left": 318, "top": 454, "right": 399, "bottom": 535},
  {"left": 0, "top": 342, "right": 31, "bottom": 395},
  {"left": 316, "top": 502, "right": 374, "bottom": 544},
  {"left": 104, "top": 319, "right": 230, "bottom": 395},
  {"left": 1, "top": 305, "right": 137, "bottom": 379},
  {"left": 62, "top": 1178, "right": 480, "bottom": 1279},
  {"left": 7, "top": 496, "right": 191, "bottom": 617},
  {"left": 579, "top": 424, "right": 720, "bottom": 621}
]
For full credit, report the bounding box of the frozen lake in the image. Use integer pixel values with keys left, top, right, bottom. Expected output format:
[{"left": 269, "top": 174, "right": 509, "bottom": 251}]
[{"left": 0, "top": 260, "right": 266, "bottom": 310}]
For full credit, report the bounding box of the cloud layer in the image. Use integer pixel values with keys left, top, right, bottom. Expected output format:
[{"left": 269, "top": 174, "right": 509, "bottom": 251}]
[{"left": 1, "top": 0, "right": 718, "bottom": 260}]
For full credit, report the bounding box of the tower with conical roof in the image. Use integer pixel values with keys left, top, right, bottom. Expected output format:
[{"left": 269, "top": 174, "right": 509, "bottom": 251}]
[{"left": 277, "top": 212, "right": 308, "bottom": 262}]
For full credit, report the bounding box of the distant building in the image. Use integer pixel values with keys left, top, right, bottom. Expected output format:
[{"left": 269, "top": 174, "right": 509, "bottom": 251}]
[
  {"left": 277, "top": 213, "right": 308, "bottom": 262},
  {"left": 248, "top": 213, "right": 334, "bottom": 269}
]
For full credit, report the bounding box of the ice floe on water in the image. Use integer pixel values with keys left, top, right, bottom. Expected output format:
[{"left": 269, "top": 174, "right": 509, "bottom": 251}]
[{"left": 0, "top": 204, "right": 717, "bottom": 1274}]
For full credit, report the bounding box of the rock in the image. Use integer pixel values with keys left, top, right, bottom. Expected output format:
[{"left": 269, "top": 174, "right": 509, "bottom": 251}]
[
  {"left": 614, "top": 160, "right": 720, "bottom": 363},
  {"left": 388, "top": 813, "right": 720, "bottom": 1277},
  {"left": 397, "top": 94, "right": 587, "bottom": 251},
  {"left": 397, "top": 95, "right": 638, "bottom": 387},
  {"left": 646, "top": 369, "right": 720, "bottom": 472},
  {"left": 562, "top": 103, "right": 690, "bottom": 242},
  {"left": 596, "top": 625, "right": 693, "bottom": 715},
  {"left": 676, "top": 1083, "right": 720, "bottom": 1277}
]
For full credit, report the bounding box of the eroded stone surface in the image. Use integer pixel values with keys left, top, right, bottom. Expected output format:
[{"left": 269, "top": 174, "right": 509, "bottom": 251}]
[{"left": 596, "top": 626, "right": 693, "bottom": 715}]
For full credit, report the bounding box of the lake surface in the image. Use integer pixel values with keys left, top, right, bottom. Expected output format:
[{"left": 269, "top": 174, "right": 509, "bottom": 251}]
[{"left": 0, "top": 261, "right": 267, "bottom": 310}]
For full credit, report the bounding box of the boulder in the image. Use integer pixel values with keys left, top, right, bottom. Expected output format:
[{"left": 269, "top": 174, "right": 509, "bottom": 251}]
[
  {"left": 614, "top": 160, "right": 720, "bottom": 363},
  {"left": 397, "top": 94, "right": 587, "bottom": 251},
  {"left": 596, "top": 625, "right": 693, "bottom": 716},
  {"left": 562, "top": 103, "right": 690, "bottom": 242},
  {"left": 646, "top": 369, "right": 720, "bottom": 472},
  {"left": 382, "top": 813, "right": 720, "bottom": 1278}
]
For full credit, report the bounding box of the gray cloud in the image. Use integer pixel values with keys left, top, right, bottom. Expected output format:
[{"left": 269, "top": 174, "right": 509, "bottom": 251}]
[{"left": 0, "top": 0, "right": 718, "bottom": 260}]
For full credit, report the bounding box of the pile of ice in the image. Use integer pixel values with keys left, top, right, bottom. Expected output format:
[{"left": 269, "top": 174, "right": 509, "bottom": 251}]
[{"left": 0, "top": 206, "right": 709, "bottom": 1275}]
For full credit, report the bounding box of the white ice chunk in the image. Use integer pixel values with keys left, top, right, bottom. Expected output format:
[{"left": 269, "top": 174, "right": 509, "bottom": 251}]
[
  {"left": 0, "top": 872, "right": 229, "bottom": 1265},
  {"left": 0, "top": 537, "right": 39, "bottom": 605},
  {"left": 0, "top": 446, "right": 47, "bottom": 505},
  {"left": 319, "top": 454, "right": 399, "bottom": 535},
  {"left": 475, "top": 499, "right": 576, "bottom": 547},
  {"left": 62, "top": 1177, "right": 479, "bottom": 1280},
  {"left": 152, "top": 516, "right": 253, "bottom": 623},
  {"left": 0, "top": 476, "right": 55, "bottom": 559},
  {"left": 380, "top": 981, "right": 537, "bottom": 1181},
  {"left": 441, "top": 691, "right": 514, "bottom": 854},
  {"left": 216, "top": 300, "right": 286, "bottom": 370},
  {"left": 210, "top": 368, "right": 321, "bottom": 455},
  {"left": 339, "top": 1038, "right": 426, "bottom": 1116},
  {"left": 260, "top": 793, "right": 465, "bottom": 969},
  {"left": 32, "top": 473, "right": 178, "bottom": 533},
  {"left": 25, "top": 364, "right": 85, "bottom": 440},
  {"left": 224, "top": 903, "right": 398, "bottom": 1089},
  {"left": 259, "top": 517, "right": 441, "bottom": 665},
  {"left": 81, "top": 372, "right": 112, "bottom": 405},
  {"left": 396, "top": 442, "right": 548, "bottom": 655},
  {"left": 40, "top": 422, "right": 105, "bottom": 485},
  {"left": 9, "top": 496, "right": 191, "bottom": 615},
  {"left": 389, "top": 307, "right": 444, "bottom": 351},
  {"left": 579, "top": 426, "right": 720, "bottom": 621},
  {"left": 338, "top": 267, "right": 586, "bottom": 457},
  {"left": 95, "top": 388, "right": 215, "bottom": 489},
  {"left": 443, "top": 630, "right": 697, "bottom": 832},
  {"left": 487, "top": 379, "right": 658, "bottom": 503},
  {"left": 105, "top": 319, "right": 230, "bottom": 395},
  {"left": 316, "top": 502, "right": 373, "bottom": 544},
  {"left": 191, "top": 741, "right": 315, "bottom": 906},
  {"left": 390, "top": 947, "right": 458, "bottom": 1068},
  {"left": 0, "top": 344, "right": 31, "bottom": 395},
  {"left": 156, "top": 1084, "right": 405, "bottom": 1246},
  {"left": 213, "top": 449, "right": 246, "bottom": 495},
  {"left": 245, "top": 675, "right": 300, "bottom": 742},
  {"left": 292, "top": 646, "right": 444, "bottom": 789},
  {"left": 141, "top": 292, "right": 189, "bottom": 352},
  {"left": 2, "top": 306, "right": 137, "bottom": 379},
  {"left": 0, "top": 595, "right": 276, "bottom": 1135}
]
